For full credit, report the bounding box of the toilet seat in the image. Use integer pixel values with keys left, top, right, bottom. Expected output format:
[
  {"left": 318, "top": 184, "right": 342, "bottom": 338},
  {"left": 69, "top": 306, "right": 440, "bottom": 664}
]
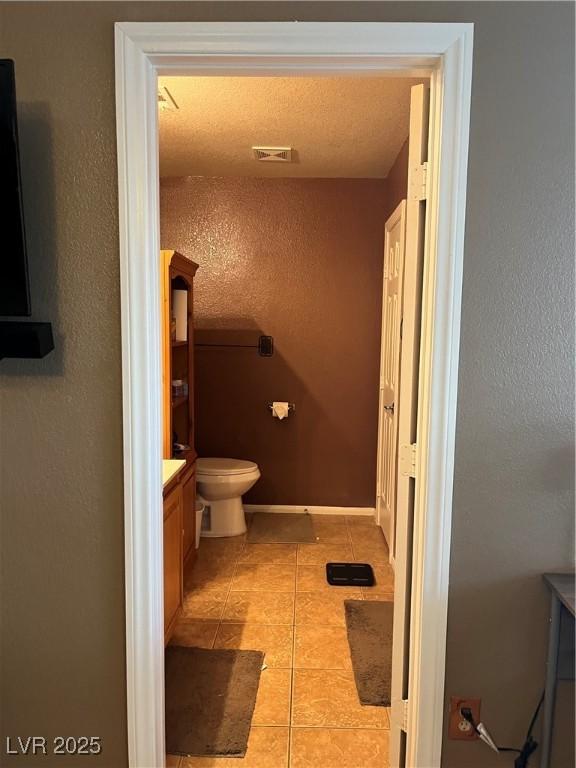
[
  {"left": 196, "top": 457, "right": 261, "bottom": 538},
  {"left": 197, "top": 458, "right": 258, "bottom": 477}
]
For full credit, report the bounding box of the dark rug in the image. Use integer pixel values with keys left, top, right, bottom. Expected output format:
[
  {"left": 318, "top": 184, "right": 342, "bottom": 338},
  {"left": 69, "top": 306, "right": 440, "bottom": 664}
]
[
  {"left": 344, "top": 599, "right": 394, "bottom": 706},
  {"left": 247, "top": 511, "right": 316, "bottom": 543},
  {"left": 165, "top": 646, "right": 264, "bottom": 757}
]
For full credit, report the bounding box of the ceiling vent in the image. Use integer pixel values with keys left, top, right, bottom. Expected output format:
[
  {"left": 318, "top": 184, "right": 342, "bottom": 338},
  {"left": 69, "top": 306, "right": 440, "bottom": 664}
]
[
  {"left": 252, "top": 146, "right": 293, "bottom": 162},
  {"left": 158, "top": 86, "right": 179, "bottom": 112}
]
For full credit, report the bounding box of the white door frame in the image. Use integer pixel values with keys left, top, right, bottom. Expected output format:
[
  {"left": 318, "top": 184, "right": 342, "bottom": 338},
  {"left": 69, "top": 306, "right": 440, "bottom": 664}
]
[{"left": 115, "top": 21, "right": 473, "bottom": 768}]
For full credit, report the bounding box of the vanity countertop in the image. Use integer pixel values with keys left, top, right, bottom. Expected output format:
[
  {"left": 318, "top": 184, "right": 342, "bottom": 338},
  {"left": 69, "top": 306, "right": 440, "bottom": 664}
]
[{"left": 162, "top": 459, "right": 186, "bottom": 490}]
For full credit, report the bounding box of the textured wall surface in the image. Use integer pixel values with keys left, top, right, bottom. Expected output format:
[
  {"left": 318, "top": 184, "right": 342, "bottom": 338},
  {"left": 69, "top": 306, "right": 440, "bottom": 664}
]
[
  {"left": 161, "top": 177, "right": 388, "bottom": 507},
  {"left": 0, "top": 3, "right": 574, "bottom": 768},
  {"left": 0, "top": 4, "right": 128, "bottom": 767}
]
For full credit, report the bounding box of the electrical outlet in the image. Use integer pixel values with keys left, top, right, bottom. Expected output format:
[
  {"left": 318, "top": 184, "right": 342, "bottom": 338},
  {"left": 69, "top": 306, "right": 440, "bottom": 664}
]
[{"left": 448, "top": 697, "right": 481, "bottom": 740}]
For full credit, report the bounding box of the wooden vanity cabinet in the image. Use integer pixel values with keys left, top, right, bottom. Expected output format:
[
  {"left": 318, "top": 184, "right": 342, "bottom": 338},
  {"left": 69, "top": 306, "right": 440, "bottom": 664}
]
[
  {"left": 181, "top": 463, "right": 197, "bottom": 567},
  {"left": 163, "top": 480, "right": 183, "bottom": 644}
]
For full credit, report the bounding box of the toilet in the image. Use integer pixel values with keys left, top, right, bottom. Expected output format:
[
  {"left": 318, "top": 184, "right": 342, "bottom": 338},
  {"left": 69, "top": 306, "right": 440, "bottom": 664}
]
[{"left": 196, "top": 458, "right": 260, "bottom": 537}]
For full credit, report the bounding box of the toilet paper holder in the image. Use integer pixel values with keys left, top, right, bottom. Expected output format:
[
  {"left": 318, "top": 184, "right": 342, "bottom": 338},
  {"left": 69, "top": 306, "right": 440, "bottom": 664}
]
[{"left": 267, "top": 402, "right": 296, "bottom": 413}]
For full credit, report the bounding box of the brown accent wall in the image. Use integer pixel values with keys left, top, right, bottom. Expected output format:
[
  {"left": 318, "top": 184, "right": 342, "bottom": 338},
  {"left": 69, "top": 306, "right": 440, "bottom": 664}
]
[
  {"left": 0, "top": 4, "right": 573, "bottom": 768},
  {"left": 160, "top": 177, "right": 388, "bottom": 506}
]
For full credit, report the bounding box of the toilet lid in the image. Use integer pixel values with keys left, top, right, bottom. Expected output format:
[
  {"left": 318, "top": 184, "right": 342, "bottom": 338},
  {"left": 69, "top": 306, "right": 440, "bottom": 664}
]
[{"left": 197, "top": 458, "right": 258, "bottom": 476}]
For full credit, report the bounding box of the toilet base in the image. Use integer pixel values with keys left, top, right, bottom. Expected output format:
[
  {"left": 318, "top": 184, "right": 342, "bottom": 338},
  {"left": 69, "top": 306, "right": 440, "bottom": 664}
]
[{"left": 200, "top": 496, "right": 247, "bottom": 538}]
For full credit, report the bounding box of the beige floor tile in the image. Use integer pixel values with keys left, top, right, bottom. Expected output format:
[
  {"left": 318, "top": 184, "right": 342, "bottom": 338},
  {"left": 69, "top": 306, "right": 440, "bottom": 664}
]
[
  {"left": 349, "top": 525, "right": 386, "bottom": 542},
  {"left": 222, "top": 591, "right": 295, "bottom": 624},
  {"left": 166, "top": 755, "right": 181, "bottom": 768},
  {"left": 311, "top": 521, "right": 351, "bottom": 544},
  {"left": 294, "top": 625, "right": 352, "bottom": 669},
  {"left": 238, "top": 543, "right": 297, "bottom": 565},
  {"left": 362, "top": 587, "right": 395, "bottom": 601},
  {"left": 181, "top": 726, "right": 289, "bottom": 768},
  {"left": 169, "top": 621, "right": 219, "bottom": 648},
  {"left": 183, "top": 575, "right": 231, "bottom": 598},
  {"left": 188, "top": 554, "right": 238, "bottom": 574},
  {"left": 231, "top": 563, "right": 296, "bottom": 592},
  {"left": 349, "top": 527, "right": 387, "bottom": 548},
  {"left": 350, "top": 525, "right": 386, "bottom": 546},
  {"left": 310, "top": 514, "right": 348, "bottom": 525},
  {"left": 252, "top": 668, "right": 291, "bottom": 726},
  {"left": 382, "top": 706, "right": 392, "bottom": 727},
  {"left": 290, "top": 728, "right": 389, "bottom": 768},
  {"left": 292, "top": 669, "right": 388, "bottom": 728},
  {"left": 199, "top": 534, "right": 247, "bottom": 548},
  {"left": 214, "top": 623, "right": 294, "bottom": 667},
  {"left": 197, "top": 537, "right": 246, "bottom": 560},
  {"left": 345, "top": 515, "right": 378, "bottom": 527},
  {"left": 295, "top": 591, "right": 361, "bottom": 626},
  {"left": 297, "top": 542, "right": 353, "bottom": 565},
  {"left": 195, "top": 541, "right": 242, "bottom": 561},
  {"left": 372, "top": 563, "right": 394, "bottom": 585},
  {"left": 296, "top": 565, "right": 360, "bottom": 593},
  {"left": 351, "top": 543, "right": 390, "bottom": 565},
  {"left": 191, "top": 554, "right": 237, "bottom": 574},
  {"left": 185, "top": 567, "right": 236, "bottom": 593},
  {"left": 349, "top": 527, "right": 389, "bottom": 562},
  {"left": 361, "top": 564, "right": 395, "bottom": 598},
  {"left": 185, "top": 554, "right": 236, "bottom": 588},
  {"left": 181, "top": 592, "right": 227, "bottom": 622},
  {"left": 183, "top": 582, "right": 231, "bottom": 602}
]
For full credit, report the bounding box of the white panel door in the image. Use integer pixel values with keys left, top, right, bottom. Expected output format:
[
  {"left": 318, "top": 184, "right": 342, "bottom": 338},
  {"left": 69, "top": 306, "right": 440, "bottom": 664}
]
[
  {"left": 376, "top": 200, "right": 406, "bottom": 565},
  {"left": 389, "top": 83, "right": 430, "bottom": 767}
]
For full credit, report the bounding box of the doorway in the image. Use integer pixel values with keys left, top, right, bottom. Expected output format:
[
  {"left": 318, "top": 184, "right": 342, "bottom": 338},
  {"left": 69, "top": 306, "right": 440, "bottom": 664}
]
[
  {"left": 159, "top": 73, "right": 420, "bottom": 767},
  {"left": 115, "top": 21, "right": 473, "bottom": 768}
]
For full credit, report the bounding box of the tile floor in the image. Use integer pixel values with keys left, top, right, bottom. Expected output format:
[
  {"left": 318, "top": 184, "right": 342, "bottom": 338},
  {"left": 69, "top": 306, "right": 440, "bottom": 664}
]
[{"left": 168, "top": 513, "right": 394, "bottom": 768}]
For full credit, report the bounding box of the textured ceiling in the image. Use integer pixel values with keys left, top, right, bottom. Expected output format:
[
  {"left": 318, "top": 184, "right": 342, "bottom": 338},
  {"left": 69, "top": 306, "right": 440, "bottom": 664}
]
[{"left": 158, "top": 76, "right": 422, "bottom": 179}]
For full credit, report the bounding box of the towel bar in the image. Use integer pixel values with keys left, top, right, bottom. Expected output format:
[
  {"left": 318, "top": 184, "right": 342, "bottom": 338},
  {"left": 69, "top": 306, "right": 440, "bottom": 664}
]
[{"left": 195, "top": 334, "right": 273, "bottom": 357}]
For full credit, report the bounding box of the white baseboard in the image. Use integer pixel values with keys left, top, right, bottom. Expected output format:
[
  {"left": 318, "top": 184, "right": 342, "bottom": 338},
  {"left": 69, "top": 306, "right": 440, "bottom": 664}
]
[{"left": 243, "top": 504, "right": 376, "bottom": 518}]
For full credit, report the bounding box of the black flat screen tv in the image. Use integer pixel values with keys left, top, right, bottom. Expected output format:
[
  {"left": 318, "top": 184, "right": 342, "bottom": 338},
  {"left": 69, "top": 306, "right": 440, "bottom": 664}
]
[{"left": 0, "top": 59, "right": 31, "bottom": 316}]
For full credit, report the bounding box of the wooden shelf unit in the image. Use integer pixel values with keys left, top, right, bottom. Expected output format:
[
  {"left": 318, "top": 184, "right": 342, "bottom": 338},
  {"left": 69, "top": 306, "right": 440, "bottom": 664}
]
[
  {"left": 161, "top": 250, "right": 199, "bottom": 635},
  {"left": 172, "top": 395, "right": 188, "bottom": 410},
  {"left": 161, "top": 249, "right": 199, "bottom": 463}
]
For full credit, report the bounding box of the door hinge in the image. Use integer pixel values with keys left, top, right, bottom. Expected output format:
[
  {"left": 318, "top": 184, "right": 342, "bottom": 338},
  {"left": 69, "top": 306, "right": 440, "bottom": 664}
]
[
  {"left": 409, "top": 161, "right": 428, "bottom": 201},
  {"left": 400, "top": 443, "right": 417, "bottom": 477},
  {"left": 402, "top": 699, "right": 409, "bottom": 731},
  {"left": 392, "top": 698, "right": 410, "bottom": 732}
]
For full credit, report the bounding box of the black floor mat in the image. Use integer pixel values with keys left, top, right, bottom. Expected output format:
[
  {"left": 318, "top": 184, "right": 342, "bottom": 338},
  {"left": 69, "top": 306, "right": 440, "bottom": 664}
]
[{"left": 326, "top": 562, "right": 375, "bottom": 587}]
